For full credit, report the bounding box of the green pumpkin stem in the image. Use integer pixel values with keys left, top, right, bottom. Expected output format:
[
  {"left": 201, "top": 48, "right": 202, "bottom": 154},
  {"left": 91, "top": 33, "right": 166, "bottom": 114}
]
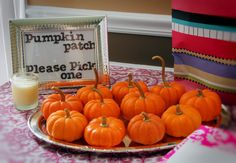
[
  {"left": 176, "top": 104, "right": 183, "bottom": 115},
  {"left": 152, "top": 56, "right": 169, "bottom": 87},
  {"left": 197, "top": 89, "right": 204, "bottom": 97},
  {"left": 64, "top": 109, "right": 71, "bottom": 118},
  {"left": 92, "top": 88, "right": 104, "bottom": 103},
  {"left": 133, "top": 82, "right": 145, "bottom": 98},
  {"left": 51, "top": 86, "right": 65, "bottom": 102},
  {"left": 101, "top": 117, "right": 108, "bottom": 127},
  {"left": 93, "top": 67, "right": 99, "bottom": 89},
  {"left": 141, "top": 112, "right": 150, "bottom": 122}
]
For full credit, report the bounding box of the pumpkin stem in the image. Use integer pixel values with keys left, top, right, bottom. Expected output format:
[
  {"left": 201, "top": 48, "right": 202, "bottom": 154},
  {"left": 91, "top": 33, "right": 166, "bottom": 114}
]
[
  {"left": 101, "top": 65, "right": 110, "bottom": 86},
  {"left": 133, "top": 82, "right": 145, "bottom": 98},
  {"left": 64, "top": 109, "right": 71, "bottom": 118},
  {"left": 152, "top": 56, "right": 169, "bottom": 87},
  {"left": 197, "top": 89, "right": 204, "bottom": 97},
  {"left": 93, "top": 67, "right": 99, "bottom": 89},
  {"left": 141, "top": 112, "right": 150, "bottom": 122},
  {"left": 100, "top": 117, "right": 108, "bottom": 127},
  {"left": 51, "top": 86, "right": 65, "bottom": 102},
  {"left": 92, "top": 87, "right": 104, "bottom": 103},
  {"left": 176, "top": 104, "right": 183, "bottom": 115},
  {"left": 128, "top": 73, "right": 134, "bottom": 87}
]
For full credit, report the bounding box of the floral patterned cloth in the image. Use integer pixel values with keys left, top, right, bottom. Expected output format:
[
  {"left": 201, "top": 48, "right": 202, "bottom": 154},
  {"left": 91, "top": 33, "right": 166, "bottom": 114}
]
[
  {"left": 0, "top": 63, "right": 174, "bottom": 163},
  {"left": 1, "top": 63, "right": 235, "bottom": 162},
  {"left": 161, "top": 125, "right": 236, "bottom": 162}
]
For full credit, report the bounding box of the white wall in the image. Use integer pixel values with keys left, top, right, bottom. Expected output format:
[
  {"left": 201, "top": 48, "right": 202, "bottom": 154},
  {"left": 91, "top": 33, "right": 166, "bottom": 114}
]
[
  {"left": 0, "top": 0, "right": 14, "bottom": 85},
  {"left": 0, "top": 0, "right": 25, "bottom": 85},
  {"left": 26, "top": 6, "right": 171, "bottom": 37}
]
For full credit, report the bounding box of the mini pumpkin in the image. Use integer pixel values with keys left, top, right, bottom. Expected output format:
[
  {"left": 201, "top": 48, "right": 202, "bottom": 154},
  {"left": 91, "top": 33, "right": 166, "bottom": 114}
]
[
  {"left": 112, "top": 73, "right": 148, "bottom": 105},
  {"left": 121, "top": 82, "right": 166, "bottom": 120},
  {"left": 179, "top": 89, "right": 222, "bottom": 122},
  {"left": 84, "top": 116, "right": 126, "bottom": 147},
  {"left": 150, "top": 56, "right": 185, "bottom": 108},
  {"left": 76, "top": 68, "right": 113, "bottom": 105},
  {"left": 161, "top": 104, "right": 202, "bottom": 137},
  {"left": 41, "top": 87, "right": 83, "bottom": 120},
  {"left": 83, "top": 88, "right": 120, "bottom": 121},
  {"left": 46, "top": 109, "right": 88, "bottom": 142},
  {"left": 127, "top": 112, "right": 165, "bottom": 145}
]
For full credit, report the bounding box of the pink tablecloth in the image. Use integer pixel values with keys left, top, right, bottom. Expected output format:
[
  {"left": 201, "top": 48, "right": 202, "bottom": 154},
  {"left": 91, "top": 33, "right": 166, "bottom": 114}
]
[
  {"left": 161, "top": 125, "right": 236, "bottom": 163},
  {"left": 0, "top": 63, "right": 174, "bottom": 162},
  {"left": 1, "top": 63, "right": 235, "bottom": 162}
]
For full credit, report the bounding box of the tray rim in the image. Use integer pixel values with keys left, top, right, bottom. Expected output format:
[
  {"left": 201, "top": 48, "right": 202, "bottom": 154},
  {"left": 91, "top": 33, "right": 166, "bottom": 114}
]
[{"left": 27, "top": 109, "right": 181, "bottom": 154}]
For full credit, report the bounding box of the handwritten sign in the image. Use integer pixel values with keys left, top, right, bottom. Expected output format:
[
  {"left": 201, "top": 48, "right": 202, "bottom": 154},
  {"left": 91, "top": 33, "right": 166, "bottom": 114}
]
[
  {"left": 24, "top": 29, "right": 96, "bottom": 81},
  {"left": 9, "top": 16, "right": 109, "bottom": 86}
]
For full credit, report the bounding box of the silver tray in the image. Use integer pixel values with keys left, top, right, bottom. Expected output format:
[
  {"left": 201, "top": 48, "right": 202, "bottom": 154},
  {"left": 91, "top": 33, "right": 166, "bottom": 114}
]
[
  {"left": 28, "top": 105, "right": 227, "bottom": 154},
  {"left": 28, "top": 110, "right": 183, "bottom": 154}
]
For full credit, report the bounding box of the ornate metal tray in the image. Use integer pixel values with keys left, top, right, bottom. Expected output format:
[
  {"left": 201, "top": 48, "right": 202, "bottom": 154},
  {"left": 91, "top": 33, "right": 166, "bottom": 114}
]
[
  {"left": 28, "top": 105, "right": 226, "bottom": 154},
  {"left": 28, "top": 110, "right": 183, "bottom": 154}
]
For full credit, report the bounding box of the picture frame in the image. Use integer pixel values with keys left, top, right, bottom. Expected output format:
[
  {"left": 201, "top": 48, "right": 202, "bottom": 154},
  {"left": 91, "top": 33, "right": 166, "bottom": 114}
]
[{"left": 9, "top": 16, "right": 110, "bottom": 90}]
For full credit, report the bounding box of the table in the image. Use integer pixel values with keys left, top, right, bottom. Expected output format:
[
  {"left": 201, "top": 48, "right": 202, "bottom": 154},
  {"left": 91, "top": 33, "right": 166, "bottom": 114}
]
[
  {"left": 0, "top": 62, "right": 174, "bottom": 162},
  {"left": 0, "top": 62, "right": 235, "bottom": 162}
]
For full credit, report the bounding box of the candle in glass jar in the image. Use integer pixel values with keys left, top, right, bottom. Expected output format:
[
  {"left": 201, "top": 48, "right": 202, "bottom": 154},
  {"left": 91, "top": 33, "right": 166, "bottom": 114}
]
[{"left": 11, "top": 72, "right": 39, "bottom": 111}]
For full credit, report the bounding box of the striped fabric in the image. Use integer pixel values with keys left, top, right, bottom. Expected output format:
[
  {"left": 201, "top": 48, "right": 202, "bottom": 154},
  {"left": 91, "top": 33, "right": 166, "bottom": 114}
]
[{"left": 172, "top": 0, "right": 236, "bottom": 105}]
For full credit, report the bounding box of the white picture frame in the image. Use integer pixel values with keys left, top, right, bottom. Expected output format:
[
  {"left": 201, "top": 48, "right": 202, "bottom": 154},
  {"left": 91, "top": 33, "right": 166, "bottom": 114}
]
[{"left": 9, "top": 16, "right": 109, "bottom": 89}]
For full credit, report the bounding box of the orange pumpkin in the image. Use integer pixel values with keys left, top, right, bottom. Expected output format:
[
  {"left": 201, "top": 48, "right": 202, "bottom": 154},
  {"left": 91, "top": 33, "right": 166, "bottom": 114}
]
[
  {"left": 41, "top": 87, "right": 83, "bottom": 120},
  {"left": 150, "top": 56, "right": 185, "bottom": 108},
  {"left": 76, "top": 68, "right": 113, "bottom": 105},
  {"left": 46, "top": 109, "right": 88, "bottom": 142},
  {"left": 83, "top": 88, "right": 120, "bottom": 121},
  {"left": 112, "top": 73, "right": 148, "bottom": 105},
  {"left": 84, "top": 116, "right": 126, "bottom": 147},
  {"left": 161, "top": 104, "right": 202, "bottom": 137},
  {"left": 121, "top": 82, "right": 166, "bottom": 120},
  {"left": 180, "top": 89, "right": 222, "bottom": 122},
  {"left": 127, "top": 112, "right": 165, "bottom": 145}
]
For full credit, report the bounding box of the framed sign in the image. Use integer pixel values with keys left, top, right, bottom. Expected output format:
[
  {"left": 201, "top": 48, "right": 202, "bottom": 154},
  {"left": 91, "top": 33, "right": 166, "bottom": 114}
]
[{"left": 9, "top": 16, "right": 109, "bottom": 89}]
